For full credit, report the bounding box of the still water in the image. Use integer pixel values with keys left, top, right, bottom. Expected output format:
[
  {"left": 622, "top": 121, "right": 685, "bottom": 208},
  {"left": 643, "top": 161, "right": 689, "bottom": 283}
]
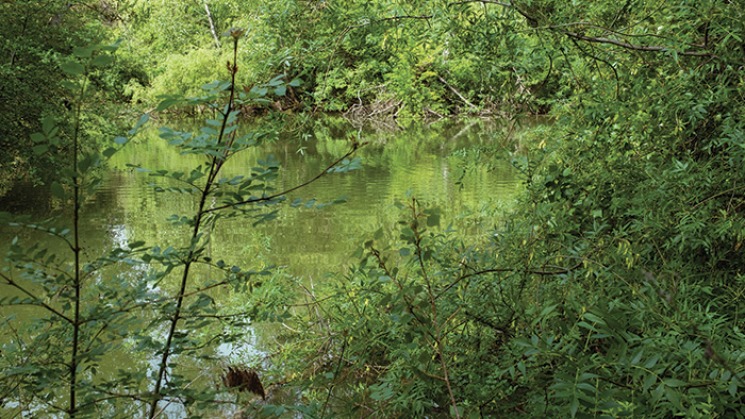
[
  {"left": 0, "top": 117, "right": 521, "bottom": 417},
  {"left": 91, "top": 117, "right": 519, "bottom": 278}
]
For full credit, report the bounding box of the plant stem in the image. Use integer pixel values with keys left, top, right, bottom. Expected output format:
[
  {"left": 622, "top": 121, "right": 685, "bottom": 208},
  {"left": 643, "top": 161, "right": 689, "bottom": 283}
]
[
  {"left": 410, "top": 198, "right": 459, "bottom": 419},
  {"left": 147, "top": 37, "right": 240, "bottom": 419},
  {"left": 69, "top": 76, "right": 86, "bottom": 419}
]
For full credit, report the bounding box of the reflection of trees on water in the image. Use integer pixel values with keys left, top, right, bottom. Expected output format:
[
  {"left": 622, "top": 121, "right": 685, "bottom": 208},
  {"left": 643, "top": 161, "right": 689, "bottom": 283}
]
[
  {"left": 0, "top": 181, "right": 53, "bottom": 216},
  {"left": 1, "top": 119, "right": 523, "bottom": 282}
]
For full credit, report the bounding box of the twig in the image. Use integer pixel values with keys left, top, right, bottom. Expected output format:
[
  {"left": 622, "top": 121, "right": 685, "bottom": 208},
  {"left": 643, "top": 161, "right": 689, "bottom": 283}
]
[{"left": 378, "top": 15, "right": 433, "bottom": 22}]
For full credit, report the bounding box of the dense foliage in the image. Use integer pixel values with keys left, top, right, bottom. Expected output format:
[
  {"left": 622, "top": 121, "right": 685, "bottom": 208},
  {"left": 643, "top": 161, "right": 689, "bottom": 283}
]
[
  {"left": 263, "top": 1, "right": 745, "bottom": 418},
  {"left": 1, "top": 0, "right": 744, "bottom": 418},
  {"left": 1, "top": 1, "right": 91, "bottom": 194},
  {"left": 0, "top": 1, "right": 146, "bottom": 195}
]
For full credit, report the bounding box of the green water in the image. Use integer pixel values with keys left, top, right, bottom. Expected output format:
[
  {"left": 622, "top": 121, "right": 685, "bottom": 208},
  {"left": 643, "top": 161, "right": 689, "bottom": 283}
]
[
  {"left": 0, "top": 117, "right": 521, "bottom": 417},
  {"left": 94, "top": 118, "right": 520, "bottom": 278}
]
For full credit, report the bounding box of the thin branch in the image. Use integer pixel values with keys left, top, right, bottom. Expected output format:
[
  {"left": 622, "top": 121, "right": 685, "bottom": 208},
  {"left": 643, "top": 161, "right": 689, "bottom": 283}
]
[
  {"left": 562, "top": 31, "right": 715, "bottom": 57},
  {"left": 203, "top": 142, "right": 365, "bottom": 214},
  {"left": 436, "top": 261, "right": 582, "bottom": 300},
  {"left": 0, "top": 273, "right": 74, "bottom": 324},
  {"left": 320, "top": 335, "right": 348, "bottom": 419},
  {"left": 448, "top": 0, "right": 717, "bottom": 58},
  {"left": 378, "top": 15, "right": 433, "bottom": 22},
  {"left": 568, "top": 38, "right": 620, "bottom": 98},
  {"left": 408, "top": 198, "right": 460, "bottom": 419},
  {"left": 147, "top": 33, "right": 244, "bottom": 419},
  {"left": 448, "top": 0, "right": 512, "bottom": 7},
  {"left": 691, "top": 184, "right": 745, "bottom": 209}
]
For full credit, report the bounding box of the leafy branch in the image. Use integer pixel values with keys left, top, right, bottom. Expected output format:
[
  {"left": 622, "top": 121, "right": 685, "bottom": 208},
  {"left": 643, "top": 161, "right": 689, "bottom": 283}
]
[
  {"left": 447, "top": 0, "right": 718, "bottom": 58},
  {"left": 0, "top": 272, "right": 74, "bottom": 324},
  {"left": 146, "top": 28, "right": 364, "bottom": 417},
  {"left": 203, "top": 140, "right": 365, "bottom": 214},
  {"left": 407, "top": 198, "right": 460, "bottom": 419}
]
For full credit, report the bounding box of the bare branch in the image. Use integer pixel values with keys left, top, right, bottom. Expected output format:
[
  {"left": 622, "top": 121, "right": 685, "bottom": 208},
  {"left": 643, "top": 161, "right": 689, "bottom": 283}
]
[{"left": 202, "top": 0, "right": 221, "bottom": 49}]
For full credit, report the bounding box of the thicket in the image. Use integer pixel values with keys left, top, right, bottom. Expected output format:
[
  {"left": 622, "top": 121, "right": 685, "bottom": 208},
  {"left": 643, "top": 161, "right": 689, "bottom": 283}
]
[
  {"left": 104, "top": 0, "right": 564, "bottom": 117},
  {"left": 1, "top": 0, "right": 744, "bottom": 418},
  {"left": 266, "top": 1, "right": 745, "bottom": 418}
]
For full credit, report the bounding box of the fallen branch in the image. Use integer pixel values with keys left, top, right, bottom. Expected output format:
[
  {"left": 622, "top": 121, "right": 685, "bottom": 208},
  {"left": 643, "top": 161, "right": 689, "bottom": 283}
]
[{"left": 438, "top": 75, "right": 478, "bottom": 110}]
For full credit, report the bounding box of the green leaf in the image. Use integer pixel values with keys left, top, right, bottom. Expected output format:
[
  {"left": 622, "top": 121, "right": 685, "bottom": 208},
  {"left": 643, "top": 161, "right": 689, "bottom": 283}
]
[
  {"left": 268, "top": 74, "right": 285, "bottom": 86},
  {"left": 663, "top": 385, "right": 682, "bottom": 409},
  {"left": 133, "top": 113, "right": 150, "bottom": 132},
  {"left": 728, "top": 380, "right": 738, "bottom": 397},
  {"left": 92, "top": 54, "right": 114, "bottom": 67},
  {"left": 569, "top": 396, "right": 579, "bottom": 417},
  {"left": 251, "top": 86, "right": 268, "bottom": 96},
  {"left": 662, "top": 378, "right": 687, "bottom": 387},
  {"left": 61, "top": 61, "right": 85, "bottom": 76},
  {"left": 577, "top": 321, "right": 597, "bottom": 332},
  {"left": 644, "top": 355, "right": 659, "bottom": 369},
  {"left": 32, "top": 144, "right": 48, "bottom": 155},
  {"left": 41, "top": 116, "right": 56, "bottom": 134},
  {"left": 102, "top": 147, "right": 117, "bottom": 158},
  {"left": 50, "top": 182, "right": 65, "bottom": 199},
  {"left": 101, "top": 39, "right": 121, "bottom": 52},
  {"left": 576, "top": 382, "right": 596, "bottom": 393},
  {"left": 583, "top": 312, "right": 607, "bottom": 326},
  {"left": 426, "top": 211, "right": 440, "bottom": 227},
  {"left": 517, "top": 361, "right": 526, "bottom": 375},
  {"left": 156, "top": 97, "right": 181, "bottom": 112},
  {"left": 539, "top": 304, "right": 558, "bottom": 318},
  {"left": 72, "top": 46, "right": 95, "bottom": 58}
]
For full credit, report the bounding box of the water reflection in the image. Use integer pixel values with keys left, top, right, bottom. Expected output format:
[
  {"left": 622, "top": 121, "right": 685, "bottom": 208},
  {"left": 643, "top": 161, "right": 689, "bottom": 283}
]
[
  {"left": 0, "top": 117, "right": 521, "bottom": 417},
  {"left": 96, "top": 117, "right": 520, "bottom": 278}
]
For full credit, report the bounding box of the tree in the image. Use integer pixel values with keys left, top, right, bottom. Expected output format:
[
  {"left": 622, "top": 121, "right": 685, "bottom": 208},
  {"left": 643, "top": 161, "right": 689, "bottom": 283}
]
[{"left": 0, "top": 1, "right": 96, "bottom": 194}]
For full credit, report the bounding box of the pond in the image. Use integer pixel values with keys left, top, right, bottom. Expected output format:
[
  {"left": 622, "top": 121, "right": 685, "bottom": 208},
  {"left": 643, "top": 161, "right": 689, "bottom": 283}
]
[
  {"left": 0, "top": 116, "right": 522, "bottom": 417},
  {"left": 86, "top": 117, "right": 519, "bottom": 278}
]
